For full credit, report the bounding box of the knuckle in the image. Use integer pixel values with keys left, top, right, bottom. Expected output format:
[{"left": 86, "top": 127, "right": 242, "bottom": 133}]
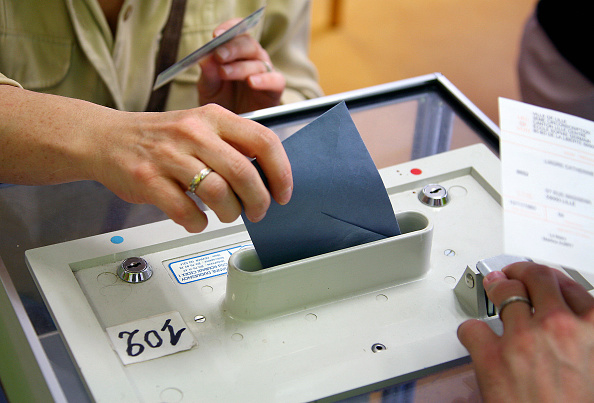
[
  {"left": 541, "top": 309, "right": 579, "bottom": 335},
  {"left": 524, "top": 264, "right": 555, "bottom": 281},
  {"left": 490, "top": 279, "right": 525, "bottom": 304},
  {"left": 200, "top": 103, "right": 228, "bottom": 118},
  {"left": 228, "top": 156, "right": 258, "bottom": 183},
  {"left": 251, "top": 128, "right": 280, "bottom": 155},
  {"left": 199, "top": 175, "right": 229, "bottom": 205},
  {"left": 129, "top": 163, "right": 159, "bottom": 190}
]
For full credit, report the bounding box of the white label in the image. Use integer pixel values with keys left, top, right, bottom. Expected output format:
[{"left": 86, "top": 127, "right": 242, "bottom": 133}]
[
  {"left": 106, "top": 311, "right": 196, "bottom": 365},
  {"left": 499, "top": 98, "right": 594, "bottom": 273},
  {"left": 168, "top": 245, "right": 250, "bottom": 284}
]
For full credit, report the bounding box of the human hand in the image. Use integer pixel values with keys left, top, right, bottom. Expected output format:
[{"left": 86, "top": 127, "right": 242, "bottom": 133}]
[
  {"left": 89, "top": 104, "right": 292, "bottom": 233},
  {"left": 458, "top": 262, "right": 594, "bottom": 402},
  {"left": 197, "top": 18, "right": 285, "bottom": 114},
  {"left": 0, "top": 86, "right": 291, "bottom": 233}
]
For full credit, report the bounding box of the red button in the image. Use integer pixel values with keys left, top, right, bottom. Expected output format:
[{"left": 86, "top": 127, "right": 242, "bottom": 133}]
[{"left": 410, "top": 168, "right": 422, "bottom": 175}]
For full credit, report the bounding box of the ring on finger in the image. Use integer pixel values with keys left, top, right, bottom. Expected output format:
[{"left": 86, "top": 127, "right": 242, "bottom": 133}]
[
  {"left": 188, "top": 167, "right": 213, "bottom": 193},
  {"left": 261, "top": 60, "right": 273, "bottom": 73},
  {"left": 498, "top": 295, "right": 532, "bottom": 317}
]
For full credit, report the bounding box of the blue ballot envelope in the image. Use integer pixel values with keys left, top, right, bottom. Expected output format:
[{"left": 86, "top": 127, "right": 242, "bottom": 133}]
[{"left": 242, "top": 101, "right": 401, "bottom": 268}]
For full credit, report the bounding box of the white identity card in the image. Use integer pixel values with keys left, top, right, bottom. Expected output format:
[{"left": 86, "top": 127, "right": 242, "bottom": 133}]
[
  {"left": 499, "top": 98, "right": 594, "bottom": 273},
  {"left": 153, "top": 6, "right": 265, "bottom": 90}
]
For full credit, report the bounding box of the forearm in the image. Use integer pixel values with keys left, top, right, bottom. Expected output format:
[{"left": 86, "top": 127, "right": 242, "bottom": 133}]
[
  {"left": 0, "top": 84, "right": 293, "bottom": 232},
  {"left": 0, "top": 85, "right": 122, "bottom": 185}
]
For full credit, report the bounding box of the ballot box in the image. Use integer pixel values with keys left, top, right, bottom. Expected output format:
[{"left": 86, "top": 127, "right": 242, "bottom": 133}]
[{"left": 2, "top": 74, "right": 589, "bottom": 402}]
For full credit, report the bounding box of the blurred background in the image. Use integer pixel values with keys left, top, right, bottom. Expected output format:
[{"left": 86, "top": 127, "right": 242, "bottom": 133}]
[{"left": 309, "top": 0, "right": 538, "bottom": 125}]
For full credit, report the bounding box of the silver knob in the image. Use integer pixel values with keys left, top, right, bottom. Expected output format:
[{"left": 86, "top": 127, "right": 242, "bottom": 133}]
[
  {"left": 118, "top": 257, "right": 153, "bottom": 283},
  {"left": 418, "top": 184, "right": 449, "bottom": 207}
]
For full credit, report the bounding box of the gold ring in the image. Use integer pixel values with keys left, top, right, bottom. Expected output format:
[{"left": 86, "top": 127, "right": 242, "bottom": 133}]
[{"left": 188, "top": 168, "right": 213, "bottom": 193}]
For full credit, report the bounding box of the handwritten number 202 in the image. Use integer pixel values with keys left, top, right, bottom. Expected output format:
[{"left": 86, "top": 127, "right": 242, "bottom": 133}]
[{"left": 118, "top": 319, "right": 186, "bottom": 357}]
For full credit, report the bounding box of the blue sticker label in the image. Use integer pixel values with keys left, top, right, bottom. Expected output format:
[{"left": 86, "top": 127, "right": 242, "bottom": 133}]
[{"left": 111, "top": 236, "right": 124, "bottom": 244}]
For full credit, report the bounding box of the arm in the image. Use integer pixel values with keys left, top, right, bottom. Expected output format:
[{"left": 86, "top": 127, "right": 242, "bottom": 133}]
[
  {"left": 0, "top": 84, "right": 292, "bottom": 232},
  {"left": 458, "top": 262, "right": 594, "bottom": 402}
]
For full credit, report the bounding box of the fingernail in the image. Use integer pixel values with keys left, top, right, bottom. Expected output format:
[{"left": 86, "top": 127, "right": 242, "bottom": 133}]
[
  {"left": 221, "top": 65, "right": 233, "bottom": 77},
  {"left": 278, "top": 186, "right": 293, "bottom": 205},
  {"left": 216, "top": 46, "right": 230, "bottom": 61},
  {"left": 249, "top": 75, "right": 262, "bottom": 87},
  {"left": 483, "top": 270, "right": 507, "bottom": 287}
]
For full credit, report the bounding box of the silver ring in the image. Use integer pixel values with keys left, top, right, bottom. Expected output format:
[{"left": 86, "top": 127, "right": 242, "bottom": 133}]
[
  {"left": 498, "top": 296, "right": 532, "bottom": 317},
  {"left": 188, "top": 168, "right": 213, "bottom": 193},
  {"left": 262, "top": 60, "right": 273, "bottom": 73}
]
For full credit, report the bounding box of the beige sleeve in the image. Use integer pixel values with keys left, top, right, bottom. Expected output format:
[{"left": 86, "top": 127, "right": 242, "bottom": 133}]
[
  {"left": 0, "top": 73, "right": 24, "bottom": 88},
  {"left": 261, "top": 0, "right": 324, "bottom": 104}
]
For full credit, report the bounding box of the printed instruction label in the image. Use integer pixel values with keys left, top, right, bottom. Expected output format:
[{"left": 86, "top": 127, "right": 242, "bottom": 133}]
[
  {"left": 106, "top": 311, "right": 196, "bottom": 365},
  {"left": 168, "top": 244, "right": 251, "bottom": 284}
]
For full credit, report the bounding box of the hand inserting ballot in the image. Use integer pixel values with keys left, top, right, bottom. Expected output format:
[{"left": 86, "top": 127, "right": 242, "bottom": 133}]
[
  {"left": 458, "top": 262, "right": 594, "bottom": 402},
  {"left": 0, "top": 85, "right": 293, "bottom": 233},
  {"left": 198, "top": 18, "right": 286, "bottom": 113}
]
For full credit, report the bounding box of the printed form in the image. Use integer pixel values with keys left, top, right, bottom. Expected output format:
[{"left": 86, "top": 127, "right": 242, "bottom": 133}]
[{"left": 499, "top": 98, "right": 594, "bottom": 274}]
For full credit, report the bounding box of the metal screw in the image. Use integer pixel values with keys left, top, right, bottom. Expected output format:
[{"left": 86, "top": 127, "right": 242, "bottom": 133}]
[
  {"left": 194, "top": 315, "right": 206, "bottom": 323},
  {"left": 465, "top": 273, "right": 475, "bottom": 288},
  {"left": 444, "top": 249, "right": 456, "bottom": 257},
  {"left": 371, "top": 343, "right": 386, "bottom": 353}
]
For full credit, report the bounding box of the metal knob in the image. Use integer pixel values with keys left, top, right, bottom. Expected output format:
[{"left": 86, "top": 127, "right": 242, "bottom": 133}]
[
  {"left": 418, "top": 184, "right": 449, "bottom": 207},
  {"left": 118, "top": 257, "right": 153, "bottom": 283}
]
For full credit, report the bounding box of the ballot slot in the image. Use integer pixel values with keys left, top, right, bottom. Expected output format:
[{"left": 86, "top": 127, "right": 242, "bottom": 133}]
[{"left": 225, "top": 211, "right": 432, "bottom": 320}]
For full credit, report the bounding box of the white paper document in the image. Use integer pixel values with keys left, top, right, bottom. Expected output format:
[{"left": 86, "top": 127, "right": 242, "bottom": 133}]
[{"left": 499, "top": 98, "right": 594, "bottom": 273}]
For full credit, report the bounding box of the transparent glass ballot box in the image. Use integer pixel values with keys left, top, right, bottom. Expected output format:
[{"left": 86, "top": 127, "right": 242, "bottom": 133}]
[{"left": 0, "top": 73, "right": 500, "bottom": 402}]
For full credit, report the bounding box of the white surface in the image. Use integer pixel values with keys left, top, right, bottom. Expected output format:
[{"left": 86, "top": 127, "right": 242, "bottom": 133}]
[
  {"left": 26, "top": 144, "right": 505, "bottom": 402},
  {"left": 225, "top": 211, "right": 432, "bottom": 320},
  {"left": 499, "top": 98, "right": 594, "bottom": 274}
]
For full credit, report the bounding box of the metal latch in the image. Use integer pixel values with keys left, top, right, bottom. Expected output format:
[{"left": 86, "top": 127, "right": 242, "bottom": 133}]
[{"left": 454, "top": 255, "right": 529, "bottom": 317}]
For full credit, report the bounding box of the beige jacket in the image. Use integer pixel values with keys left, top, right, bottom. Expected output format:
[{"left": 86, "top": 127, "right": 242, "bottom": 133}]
[{"left": 0, "top": 0, "right": 322, "bottom": 111}]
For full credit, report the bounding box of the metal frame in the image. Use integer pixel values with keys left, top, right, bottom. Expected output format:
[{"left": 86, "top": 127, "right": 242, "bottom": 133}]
[{"left": 244, "top": 73, "right": 500, "bottom": 153}]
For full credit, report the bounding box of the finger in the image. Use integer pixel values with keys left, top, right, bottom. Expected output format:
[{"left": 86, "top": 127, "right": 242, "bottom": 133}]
[
  {"left": 184, "top": 166, "right": 242, "bottom": 224},
  {"left": 215, "top": 34, "right": 266, "bottom": 64},
  {"left": 145, "top": 178, "right": 209, "bottom": 233},
  {"left": 554, "top": 270, "right": 594, "bottom": 317},
  {"left": 199, "top": 105, "right": 293, "bottom": 208},
  {"left": 248, "top": 71, "right": 286, "bottom": 93},
  {"left": 132, "top": 138, "right": 242, "bottom": 225},
  {"left": 457, "top": 319, "right": 499, "bottom": 358},
  {"left": 198, "top": 54, "right": 223, "bottom": 97},
  {"left": 219, "top": 60, "right": 277, "bottom": 81},
  {"left": 213, "top": 18, "right": 243, "bottom": 37},
  {"left": 187, "top": 105, "right": 291, "bottom": 221},
  {"left": 483, "top": 271, "right": 533, "bottom": 330},
  {"left": 190, "top": 136, "right": 271, "bottom": 222},
  {"left": 503, "top": 262, "right": 570, "bottom": 317}
]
